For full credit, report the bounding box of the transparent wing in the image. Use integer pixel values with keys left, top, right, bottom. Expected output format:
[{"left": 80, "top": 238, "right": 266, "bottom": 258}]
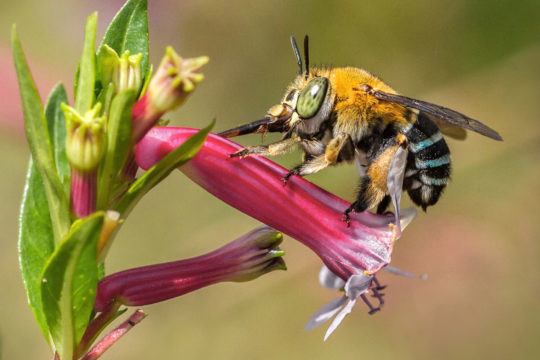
[{"left": 372, "top": 90, "right": 502, "bottom": 141}]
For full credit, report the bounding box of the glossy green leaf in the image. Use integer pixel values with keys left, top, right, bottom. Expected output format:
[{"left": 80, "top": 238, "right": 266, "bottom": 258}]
[
  {"left": 97, "top": 0, "right": 149, "bottom": 78},
  {"left": 114, "top": 121, "right": 214, "bottom": 217},
  {"left": 97, "top": 89, "right": 136, "bottom": 209},
  {"left": 41, "top": 214, "right": 104, "bottom": 360},
  {"left": 12, "top": 26, "right": 70, "bottom": 242},
  {"left": 44, "top": 83, "right": 70, "bottom": 192},
  {"left": 18, "top": 159, "right": 55, "bottom": 342},
  {"left": 75, "top": 12, "right": 97, "bottom": 114}
]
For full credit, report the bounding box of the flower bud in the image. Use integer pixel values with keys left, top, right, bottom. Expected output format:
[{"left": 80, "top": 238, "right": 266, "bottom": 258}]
[
  {"left": 99, "top": 45, "right": 143, "bottom": 93},
  {"left": 94, "top": 226, "right": 285, "bottom": 311},
  {"left": 131, "top": 48, "right": 208, "bottom": 143},
  {"left": 63, "top": 103, "right": 105, "bottom": 172}
]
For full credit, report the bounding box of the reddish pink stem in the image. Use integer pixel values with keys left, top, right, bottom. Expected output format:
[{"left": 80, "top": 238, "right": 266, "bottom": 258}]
[
  {"left": 71, "top": 168, "right": 97, "bottom": 217},
  {"left": 80, "top": 310, "right": 146, "bottom": 360}
]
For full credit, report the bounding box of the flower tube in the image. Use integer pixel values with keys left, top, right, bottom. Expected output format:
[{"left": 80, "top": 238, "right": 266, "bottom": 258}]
[
  {"left": 94, "top": 226, "right": 285, "bottom": 311},
  {"left": 136, "top": 127, "right": 416, "bottom": 281}
]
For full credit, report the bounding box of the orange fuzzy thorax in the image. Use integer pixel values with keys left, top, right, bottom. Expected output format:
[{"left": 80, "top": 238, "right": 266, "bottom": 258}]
[{"left": 329, "top": 67, "right": 410, "bottom": 127}]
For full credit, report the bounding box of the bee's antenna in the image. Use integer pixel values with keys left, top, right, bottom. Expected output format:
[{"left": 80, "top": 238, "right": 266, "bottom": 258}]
[
  {"left": 303, "top": 35, "right": 310, "bottom": 79},
  {"left": 290, "top": 36, "right": 303, "bottom": 75}
]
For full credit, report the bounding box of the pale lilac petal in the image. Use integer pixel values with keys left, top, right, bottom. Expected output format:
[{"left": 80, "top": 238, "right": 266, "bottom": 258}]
[
  {"left": 323, "top": 298, "right": 357, "bottom": 341},
  {"left": 399, "top": 206, "right": 418, "bottom": 231},
  {"left": 387, "top": 146, "right": 408, "bottom": 237},
  {"left": 344, "top": 274, "right": 373, "bottom": 300},
  {"left": 319, "top": 265, "right": 345, "bottom": 290},
  {"left": 383, "top": 265, "right": 428, "bottom": 280},
  {"left": 304, "top": 296, "right": 348, "bottom": 331}
]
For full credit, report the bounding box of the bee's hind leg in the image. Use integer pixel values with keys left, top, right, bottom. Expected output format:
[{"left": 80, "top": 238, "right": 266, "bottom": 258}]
[
  {"left": 343, "top": 175, "right": 387, "bottom": 226},
  {"left": 376, "top": 195, "right": 392, "bottom": 215}
]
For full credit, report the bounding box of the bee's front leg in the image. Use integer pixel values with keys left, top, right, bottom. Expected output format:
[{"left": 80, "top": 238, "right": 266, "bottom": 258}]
[{"left": 230, "top": 137, "right": 299, "bottom": 158}]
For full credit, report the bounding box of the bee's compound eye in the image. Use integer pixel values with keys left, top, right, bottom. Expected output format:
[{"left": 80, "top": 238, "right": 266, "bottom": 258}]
[{"left": 296, "top": 77, "right": 329, "bottom": 119}]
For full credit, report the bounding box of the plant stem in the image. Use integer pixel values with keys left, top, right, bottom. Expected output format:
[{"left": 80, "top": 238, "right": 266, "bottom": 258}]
[
  {"left": 75, "top": 301, "right": 120, "bottom": 358},
  {"left": 71, "top": 168, "right": 97, "bottom": 217},
  {"left": 80, "top": 309, "right": 146, "bottom": 360}
]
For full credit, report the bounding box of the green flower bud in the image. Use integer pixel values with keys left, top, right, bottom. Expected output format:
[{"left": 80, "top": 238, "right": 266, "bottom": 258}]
[
  {"left": 147, "top": 46, "right": 208, "bottom": 113},
  {"left": 99, "top": 45, "right": 143, "bottom": 93},
  {"left": 63, "top": 103, "right": 106, "bottom": 172}
]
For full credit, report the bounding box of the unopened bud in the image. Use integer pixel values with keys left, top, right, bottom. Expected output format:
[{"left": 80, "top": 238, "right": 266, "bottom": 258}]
[
  {"left": 63, "top": 103, "right": 105, "bottom": 172},
  {"left": 99, "top": 45, "right": 143, "bottom": 93}
]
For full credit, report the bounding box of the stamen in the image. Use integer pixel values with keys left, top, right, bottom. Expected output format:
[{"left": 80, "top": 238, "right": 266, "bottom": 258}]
[{"left": 360, "top": 294, "right": 380, "bottom": 315}]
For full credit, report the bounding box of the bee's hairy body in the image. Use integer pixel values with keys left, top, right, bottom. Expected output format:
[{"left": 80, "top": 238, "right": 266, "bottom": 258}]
[
  {"left": 279, "top": 66, "right": 451, "bottom": 213},
  {"left": 221, "top": 40, "right": 501, "bottom": 221}
]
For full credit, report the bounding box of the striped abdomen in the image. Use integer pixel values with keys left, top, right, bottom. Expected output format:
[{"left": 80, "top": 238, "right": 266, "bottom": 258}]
[{"left": 403, "top": 113, "right": 451, "bottom": 210}]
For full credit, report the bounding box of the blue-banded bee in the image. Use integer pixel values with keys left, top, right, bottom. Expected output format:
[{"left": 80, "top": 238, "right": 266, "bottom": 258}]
[{"left": 219, "top": 36, "right": 502, "bottom": 224}]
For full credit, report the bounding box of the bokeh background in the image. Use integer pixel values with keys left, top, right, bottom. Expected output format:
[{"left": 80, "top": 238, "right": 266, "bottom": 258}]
[{"left": 1, "top": 0, "right": 539, "bottom": 359}]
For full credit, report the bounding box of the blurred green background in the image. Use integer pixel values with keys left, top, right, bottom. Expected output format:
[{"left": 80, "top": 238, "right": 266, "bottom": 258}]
[{"left": 1, "top": 0, "right": 539, "bottom": 359}]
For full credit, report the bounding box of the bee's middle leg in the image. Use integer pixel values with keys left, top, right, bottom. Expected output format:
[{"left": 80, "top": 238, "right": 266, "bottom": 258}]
[{"left": 284, "top": 133, "right": 350, "bottom": 183}]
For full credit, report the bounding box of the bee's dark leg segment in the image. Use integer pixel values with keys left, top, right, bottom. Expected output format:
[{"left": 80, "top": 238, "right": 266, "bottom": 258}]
[
  {"left": 282, "top": 166, "right": 303, "bottom": 184},
  {"left": 376, "top": 195, "right": 391, "bottom": 215},
  {"left": 342, "top": 177, "right": 371, "bottom": 226},
  {"left": 360, "top": 294, "right": 380, "bottom": 315}
]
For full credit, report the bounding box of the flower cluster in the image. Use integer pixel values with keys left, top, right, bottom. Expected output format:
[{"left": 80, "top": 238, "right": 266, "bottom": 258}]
[{"left": 14, "top": 1, "right": 424, "bottom": 359}]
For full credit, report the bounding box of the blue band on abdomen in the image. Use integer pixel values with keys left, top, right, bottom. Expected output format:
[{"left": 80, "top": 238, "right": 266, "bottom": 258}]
[
  {"left": 409, "top": 132, "right": 443, "bottom": 153},
  {"left": 415, "top": 154, "right": 451, "bottom": 169}
]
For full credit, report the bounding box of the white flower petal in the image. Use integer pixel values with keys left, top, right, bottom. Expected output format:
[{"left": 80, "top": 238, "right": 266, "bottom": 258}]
[
  {"left": 319, "top": 265, "right": 345, "bottom": 289},
  {"left": 387, "top": 146, "right": 407, "bottom": 237},
  {"left": 304, "top": 296, "right": 348, "bottom": 330},
  {"left": 344, "top": 274, "right": 373, "bottom": 300},
  {"left": 323, "top": 298, "right": 357, "bottom": 341},
  {"left": 399, "top": 206, "right": 418, "bottom": 230}
]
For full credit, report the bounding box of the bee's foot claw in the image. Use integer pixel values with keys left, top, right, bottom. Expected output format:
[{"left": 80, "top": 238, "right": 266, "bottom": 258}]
[
  {"left": 282, "top": 172, "right": 296, "bottom": 186},
  {"left": 230, "top": 150, "right": 246, "bottom": 158},
  {"left": 368, "top": 308, "right": 381, "bottom": 315}
]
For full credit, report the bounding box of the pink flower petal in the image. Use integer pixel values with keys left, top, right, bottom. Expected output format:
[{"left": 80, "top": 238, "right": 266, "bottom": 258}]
[{"left": 136, "top": 127, "right": 416, "bottom": 280}]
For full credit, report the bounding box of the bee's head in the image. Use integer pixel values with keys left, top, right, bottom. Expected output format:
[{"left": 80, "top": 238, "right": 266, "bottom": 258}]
[
  {"left": 218, "top": 35, "right": 333, "bottom": 138},
  {"left": 278, "top": 74, "right": 334, "bottom": 135}
]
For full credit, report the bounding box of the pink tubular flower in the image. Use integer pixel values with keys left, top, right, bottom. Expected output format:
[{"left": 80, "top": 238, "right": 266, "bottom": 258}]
[
  {"left": 94, "top": 226, "right": 285, "bottom": 312},
  {"left": 135, "top": 127, "right": 416, "bottom": 281}
]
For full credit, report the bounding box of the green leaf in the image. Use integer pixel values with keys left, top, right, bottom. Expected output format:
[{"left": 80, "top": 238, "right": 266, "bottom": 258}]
[
  {"left": 41, "top": 214, "right": 104, "bottom": 360},
  {"left": 139, "top": 63, "right": 153, "bottom": 98},
  {"left": 12, "top": 26, "right": 70, "bottom": 242},
  {"left": 97, "top": 89, "right": 136, "bottom": 209},
  {"left": 18, "top": 159, "right": 56, "bottom": 342},
  {"left": 45, "top": 83, "right": 70, "bottom": 193},
  {"left": 114, "top": 121, "right": 214, "bottom": 216},
  {"left": 97, "top": 0, "right": 149, "bottom": 79},
  {"left": 75, "top": 12, "right": 97, "bottom": 114}
]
